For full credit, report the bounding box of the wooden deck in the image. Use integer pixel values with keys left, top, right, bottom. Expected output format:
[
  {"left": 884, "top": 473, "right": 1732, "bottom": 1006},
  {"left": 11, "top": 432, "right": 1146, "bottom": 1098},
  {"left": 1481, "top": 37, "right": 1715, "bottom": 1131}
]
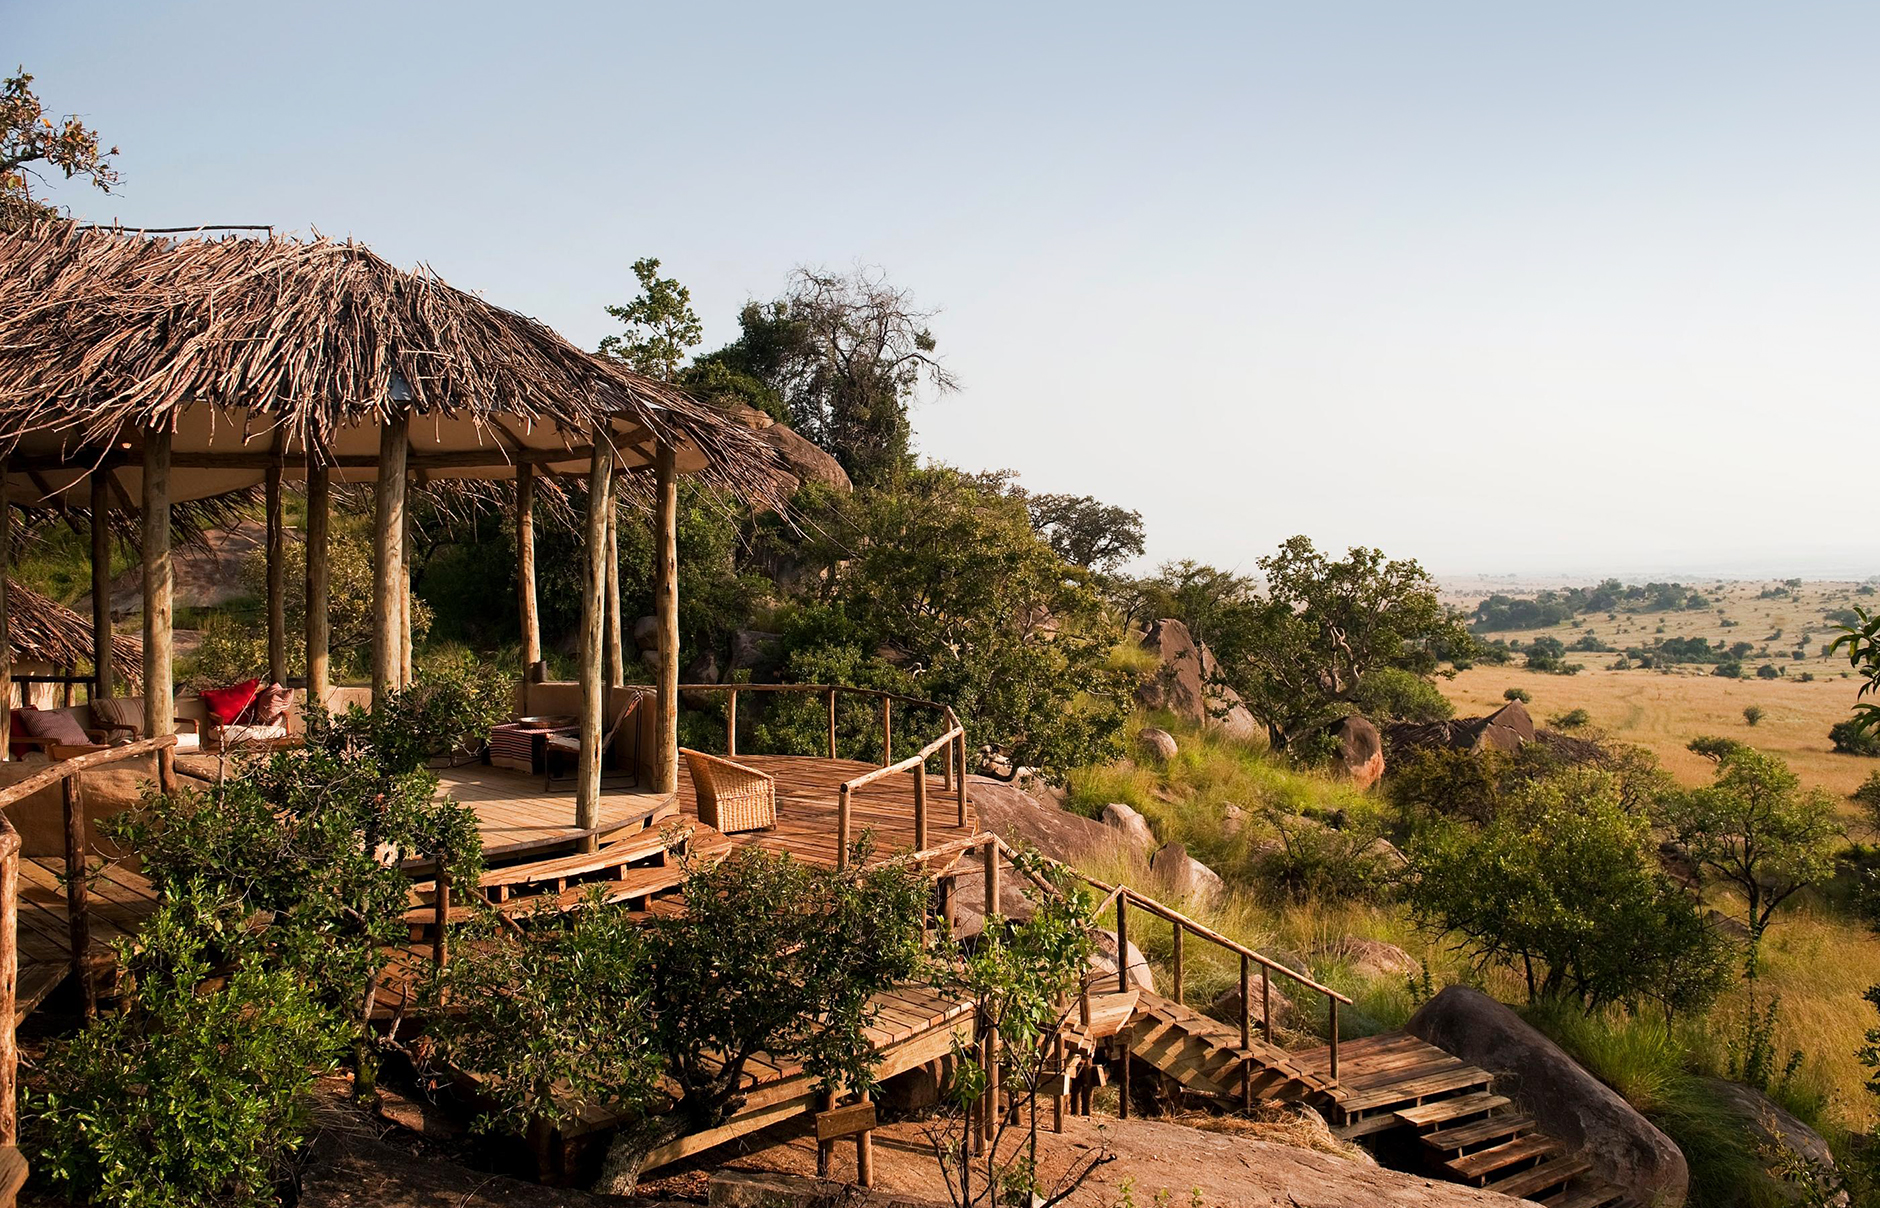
[
  {"left": 434, "top": 754, "right": 976, "bottom": 872},
  {"left": 14, "top": 854, "right": 158, "bottom": 1023}
]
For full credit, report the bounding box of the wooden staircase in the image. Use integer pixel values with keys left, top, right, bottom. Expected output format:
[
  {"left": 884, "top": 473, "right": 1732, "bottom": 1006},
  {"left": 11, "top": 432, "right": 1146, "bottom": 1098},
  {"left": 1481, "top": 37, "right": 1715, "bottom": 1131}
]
[
  {"left": 1283, "top": 1031, "right": 1629, "bottom": 1207},
  {"left": 1121, "top": 990, "right": 1338, "bottom": 1106}
]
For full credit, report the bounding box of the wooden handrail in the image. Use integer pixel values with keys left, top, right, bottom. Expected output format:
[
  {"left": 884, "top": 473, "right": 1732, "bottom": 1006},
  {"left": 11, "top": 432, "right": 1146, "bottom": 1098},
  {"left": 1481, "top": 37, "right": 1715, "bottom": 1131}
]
[{"left": 0, "top": 735, "right": 178, "bottom": 813}]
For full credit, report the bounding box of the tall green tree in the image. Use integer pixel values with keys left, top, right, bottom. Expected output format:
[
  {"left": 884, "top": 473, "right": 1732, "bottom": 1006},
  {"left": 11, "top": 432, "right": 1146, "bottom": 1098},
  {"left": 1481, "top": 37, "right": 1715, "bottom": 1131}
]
[
  {"left": 1665, "top": 745, "right": 1840, "bottom": 959},
  {"left": 1204, "top": 537, "right": 1472, "bottom": 748},
  {"left": 599, "top": 256, "right": 703, "bottom": 380},
  {"left": 1, "top": 69, "right": 118, "bottom": 229}
]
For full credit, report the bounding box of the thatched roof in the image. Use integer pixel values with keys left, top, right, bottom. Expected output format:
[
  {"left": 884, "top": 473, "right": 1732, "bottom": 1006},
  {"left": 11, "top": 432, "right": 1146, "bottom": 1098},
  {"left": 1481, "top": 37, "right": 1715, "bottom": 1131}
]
[
  {"left": 5, "top": 578, "right": 140, "bottom": 683},
  {"left": 0, "top": 221, "right": 788, "bottom": 511}
]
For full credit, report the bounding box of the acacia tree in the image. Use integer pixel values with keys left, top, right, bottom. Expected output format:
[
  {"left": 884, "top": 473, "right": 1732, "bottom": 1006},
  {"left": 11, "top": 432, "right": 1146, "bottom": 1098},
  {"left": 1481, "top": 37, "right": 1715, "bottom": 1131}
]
[
  {"left": 1665, "top": 744, "right": 1840, "bottom": 963},
  {"left": 598, "top": 256, "right": 702, "bottom": 381},
  {"left": 1205, "top": 537, "right": 1472, "bottom": 749},
  {"left": 1, "top": 70, "right": 118, "bottom": 229},
  {"left": 693, "top": 267, "right": 955, "bottom": 486}
]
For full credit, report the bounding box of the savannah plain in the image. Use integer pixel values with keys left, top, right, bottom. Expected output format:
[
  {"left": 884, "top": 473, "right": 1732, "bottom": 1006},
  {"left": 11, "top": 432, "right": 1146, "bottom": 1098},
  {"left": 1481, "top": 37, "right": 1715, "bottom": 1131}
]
[{"left": 1440, "top": 577, "right": 1879, "bottom": 802}]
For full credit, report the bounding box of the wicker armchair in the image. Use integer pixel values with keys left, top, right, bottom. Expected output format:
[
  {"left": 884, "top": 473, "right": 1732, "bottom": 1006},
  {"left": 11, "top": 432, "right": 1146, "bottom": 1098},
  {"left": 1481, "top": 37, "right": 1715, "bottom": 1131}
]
[{"left": 683, "top": 748, "right": 776, "bottom": 834}]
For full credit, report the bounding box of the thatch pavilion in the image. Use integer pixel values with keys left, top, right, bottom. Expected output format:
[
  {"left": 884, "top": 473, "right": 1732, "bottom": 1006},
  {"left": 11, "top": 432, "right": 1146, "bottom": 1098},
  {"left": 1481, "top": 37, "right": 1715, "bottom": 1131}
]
[{"left": 0, "top": 220, "right": 787, "bottom": 829}]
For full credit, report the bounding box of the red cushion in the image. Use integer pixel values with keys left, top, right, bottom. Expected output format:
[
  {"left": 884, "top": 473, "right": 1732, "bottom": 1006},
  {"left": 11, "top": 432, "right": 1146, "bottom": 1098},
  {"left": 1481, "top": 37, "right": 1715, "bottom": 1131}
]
[
  {"left": 9, "top": 708, "right": 34, "bottom": 743},
  {"left": 201, "top": 678, "right": 261, "bottom": 725}
]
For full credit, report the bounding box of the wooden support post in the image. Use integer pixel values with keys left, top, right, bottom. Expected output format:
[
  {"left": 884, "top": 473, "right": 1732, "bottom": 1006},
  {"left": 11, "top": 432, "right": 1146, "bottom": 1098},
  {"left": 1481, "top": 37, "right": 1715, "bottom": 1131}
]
[
  {"left": 1262, "top": 964, "right": 1273, "bottom": 1044},
  {"left": 0, "top": 831, "right": 16, "bottom": 1148},
  {"left": 913, "top": 758, "right": 928, "bottom": 852},
  {"left": 370, "top": 414, "right": 408, "bottom": 700},
  {"left": 62, "top": 776, "right": 92, "bottom": 1019},
  {"left": 652, "top": 443, "right": 678, "bottom": 796},
  {"left": 836, "top": 784, "right": 851, "bottom": 870},
  {"left": 604, "top": 503, "right": 623, "bottom": 688},
  {"left": 1115, "top": 894, "right": 1129, "bottom": 995},
  {"left": 1240, "top": 953, "right": 1253, "bottom": 1112},
  {"left": 826, "top": 688, "right": 837, "bottom": 758},
  {"left": 816, "top": 1089, "right": 836, "bottom": 1177},
  {"left": 880, "top": 696, "right": 891, "bottom": 766},
  {"left": 0, "top": 461, "right": 9, "bottom": 761},
  {"left": 1118, "top": 1032, "right": 1130, "bottom": 1119},
  {"left": 142, "top": 432, "right": 174, "bottom": 793},
  {"left": 956, "top": 735, "right": 968, "bottom": 825},
  {"left": 400, "top": 483, "right": 415, "bottom": 687},
  {"left": 515, "top": 461, "right": 541, "bottom": 677},
  {"left": 855, "top": 1092, "right": 873, "bottom": 1187},
  {"left": 1329, "top": 999, "right": 1340, "bottom": 1083},
  {"left": 972, "top": 1030, "right": 988, "bottom": 1155},
  {"left": 984, "top": 836, "right": 1000, "bottom": 925},
  {"left": 576, "top": 445, "right": 612, "bottom": 843},
  {"left": 89, "top": 468, "right": 112, "bottom": 702},
  {"left": 305, "top": 463, "right": 330, "bottom": 707},
  {"left": 725, "top": 688, "right": 737, "bottom": 758},
  {"left": 984, "top": 1027, "right": 1000, "bottom": 1146},
  {"left": 1172, "top": 921, "right": 1184, "bottom": 1007},
  {"left": 942, "top": 738, "right": 953, "bottom": 791},
  {"left": 432, "top": 869, "right": 450, "bottom": 969},
  {"left": 1052, "top": 1033, "right": 1066, "bottom": 1134},
  {"left": 265, "top": 462, "right": 286, "bottom": 685}
]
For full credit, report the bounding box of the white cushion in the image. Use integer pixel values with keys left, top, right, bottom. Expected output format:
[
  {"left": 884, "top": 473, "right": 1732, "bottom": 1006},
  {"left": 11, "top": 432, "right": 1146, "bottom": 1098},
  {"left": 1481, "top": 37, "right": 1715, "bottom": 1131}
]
[{"left": 216, "top": 723, "right": 287, "bottom": 745}]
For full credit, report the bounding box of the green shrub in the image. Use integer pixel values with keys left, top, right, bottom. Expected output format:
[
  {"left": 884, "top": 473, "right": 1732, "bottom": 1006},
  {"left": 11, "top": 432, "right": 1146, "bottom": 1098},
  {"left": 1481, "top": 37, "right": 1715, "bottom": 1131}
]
[
  {"left": 1744, "top": 705, "right": 1766, "bottom": 727},
  {"left": 1503, "top": 687, "right": 1531, "bottom": 703},
  {"left": 1548, "top": 708, "right": 1592, "bottom": 730},
  {"left": 27, "top": 891, "right": 345, "bottom": 1207},
  {"left": 1831, "top": 718, "right": 1880, "bottom": 757}
]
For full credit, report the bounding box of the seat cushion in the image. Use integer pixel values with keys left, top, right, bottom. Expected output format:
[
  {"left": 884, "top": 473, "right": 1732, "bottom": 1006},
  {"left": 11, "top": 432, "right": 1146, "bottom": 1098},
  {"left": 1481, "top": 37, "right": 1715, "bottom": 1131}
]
[
  {"left": 217, "top": 723, "right": 287, "bottom": 745},
  {"left": 89, "top": 696, "right": 145, "bottom": 735},
  {"left": 19, "top": 708, "right": 90, "bottom": 746},
  {"left": 245, "top": 682, "right": 295, "bottom": 726},
  {"left": 202, "top": 679, "right": 261, "bottom": 724}
]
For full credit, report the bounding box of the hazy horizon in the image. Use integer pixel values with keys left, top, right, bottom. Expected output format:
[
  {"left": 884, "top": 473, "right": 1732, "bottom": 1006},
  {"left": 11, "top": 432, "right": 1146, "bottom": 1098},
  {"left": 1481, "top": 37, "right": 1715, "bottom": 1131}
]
[{"left": 13, "top": 2, "right": 1878, "bottom": 579}]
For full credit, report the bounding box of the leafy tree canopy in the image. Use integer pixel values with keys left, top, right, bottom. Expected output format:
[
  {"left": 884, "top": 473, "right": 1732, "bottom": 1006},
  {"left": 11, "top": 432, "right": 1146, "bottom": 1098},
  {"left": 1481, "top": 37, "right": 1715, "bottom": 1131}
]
[
  {"left": 1, "top": 69, "right": 118, "bottom": 229},
  {"left": 599, "top": 256, "right": 702, "bottom": 381}
]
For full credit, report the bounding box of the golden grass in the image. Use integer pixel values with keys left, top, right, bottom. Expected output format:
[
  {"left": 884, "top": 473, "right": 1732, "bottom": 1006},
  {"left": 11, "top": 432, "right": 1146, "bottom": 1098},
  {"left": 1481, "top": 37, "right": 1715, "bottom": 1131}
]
[{"left": 1446, "top": 664, "right": 1876, "bottom": 802}]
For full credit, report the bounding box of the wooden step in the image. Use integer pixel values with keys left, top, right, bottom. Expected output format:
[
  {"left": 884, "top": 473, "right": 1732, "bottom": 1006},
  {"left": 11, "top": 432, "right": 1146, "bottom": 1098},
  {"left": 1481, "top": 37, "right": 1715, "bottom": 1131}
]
[
  {"left": 1335, "top": 1110, "right": 1410, "bottom": 1140},
  {"left": 1485, "top": 1154, "right": 1591, "bottom": 1200},
  {"left": 1421, "top": 1113, "right": 1533, "bottom": 1153},
  {"left": 1395, "top": 1091, "right": 1511, "bottom": 1128},
  {"left": 1339, "top": 1067, "right": 1494, "bottom": 1114},
  {"left": 0, "top": 1143, "right": 27, "bottom": 1202},
  {"left": 1448, "top": 1132, "right": 1560, "bottom": 1183},
  {"left": 479, "top": 825, "right": 691, "bottom": 891},
  {"left": 1542, "top": 1186, "right": 1627, "bottom": 1208}
]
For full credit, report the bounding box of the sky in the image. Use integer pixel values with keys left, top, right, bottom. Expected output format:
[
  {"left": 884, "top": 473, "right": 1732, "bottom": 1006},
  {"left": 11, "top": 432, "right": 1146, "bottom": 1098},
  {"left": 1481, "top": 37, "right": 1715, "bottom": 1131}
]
[{"left": 11, "top": 1, "right": 1879, "bottom": 580}]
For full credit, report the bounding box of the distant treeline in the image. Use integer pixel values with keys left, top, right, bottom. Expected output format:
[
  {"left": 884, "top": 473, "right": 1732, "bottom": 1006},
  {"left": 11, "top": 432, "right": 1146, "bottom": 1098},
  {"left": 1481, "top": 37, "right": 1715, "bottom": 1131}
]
[{"left": 1470, "top": 578, "right": 1712, "bottom": 632}]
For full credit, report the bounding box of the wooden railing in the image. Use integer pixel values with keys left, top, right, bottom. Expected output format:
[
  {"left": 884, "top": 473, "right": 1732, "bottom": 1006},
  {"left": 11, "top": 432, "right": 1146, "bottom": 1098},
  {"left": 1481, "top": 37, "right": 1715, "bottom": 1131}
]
[
  {"left": 675, "top": 684, "right": 968, "bottom": 868},
  {"left": 0, "top": 735, "right": 178, "bottom": 1199}
]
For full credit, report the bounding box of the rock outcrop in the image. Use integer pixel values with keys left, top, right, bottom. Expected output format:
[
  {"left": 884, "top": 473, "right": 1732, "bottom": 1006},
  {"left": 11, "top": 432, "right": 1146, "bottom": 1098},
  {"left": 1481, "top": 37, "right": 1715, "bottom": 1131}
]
[
  {"left": 1101, "top": 801, "right": 1157, "bottom": 851},
  {"left": 1211, "top": 979, "right": 1294, "bottom": 1030},
  {"left": 1151, "top": 840, "right": 1224, "bottom": 907},
  {"left": 1138, "top": 726, "right": 1179, "bottom": 762},
  {"left": 1310, "top": 937, "right": 1421, "bottom": 981},
  {"left": 968, "top": 778, "right": 1136, "bottom": 866},
  {"left": 721, "top": 402, "right": 852, "bottom": 495},
  {"left": 1387, "top": 700, "right": 1537, "bottom": 757},
  {"left": 726, "top": 629, "right": 783, "bottom": 681},
  {"left": 1407, "top": 987, "right": 1688, "bottom": 1206},
  {"left": 1135, "top": 618, "right": 1258, "bottom": 739},
  {"left": 1321, "top": 714, "right": 1385, "bottom": 788},
  {"left": 1698, "top": 1077, "right": 1844, "bottom": 1205}
]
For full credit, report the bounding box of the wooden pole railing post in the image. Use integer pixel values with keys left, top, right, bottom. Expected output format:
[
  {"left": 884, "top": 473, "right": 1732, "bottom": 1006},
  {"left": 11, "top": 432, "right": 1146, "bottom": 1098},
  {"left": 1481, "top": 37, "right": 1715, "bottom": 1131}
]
[
  {"left": 1171, "top": 921, "right": 1184, "bottom": 1007},
  {"left": 432, "top": 868, "right": 450, "bottom": 969},
  {"left": 817, "top": 1087, "right": 836, "bottom": 1176},
  {"left": 725, "top": 688, "right": 738, "bottom": 758},
  {"left": 1262, "top": 963, "right": 1273, "bottom": 1044},
  {"left": 984, "top": 837, "right": 1000, "bottom": 925},
  {"left": 855, "top": 1090, "right": 874, "bottom": 1187},
  {"left": 955, "top": 734, "right": 968, "bottom": 825},
  {"left": 0, "top": 831, "right": 16, "bottom": 1149},
  {"left": 826, "top": 688, "right": 838, "bottom": 759},
  {"left": 1240, "top": 953, "right": 1252, "bottom": 1112},
  {"left": 1115, "top": 894, "right": 1129, "bottom": 995},
  {"left": 912, "top": 758, "right": 928, "bottom": 852},
  {"left": 1329, "top": 998, "right": 1340, "bottom": 1084},
  {"left": 62, "top": 776, "right": 92, "bottom": 1019},
  {"left": 836, "top": 784, "right": 851, "bottom": 870},
  {"left": 880, "top": 696, "right": 892, "bottom": 766},
  {"left": 942, "top": 737, "right": 953, "bottom": 791},
  {"left": 1053, "top": 1032, "right": 1066, "bottom": 1134}
]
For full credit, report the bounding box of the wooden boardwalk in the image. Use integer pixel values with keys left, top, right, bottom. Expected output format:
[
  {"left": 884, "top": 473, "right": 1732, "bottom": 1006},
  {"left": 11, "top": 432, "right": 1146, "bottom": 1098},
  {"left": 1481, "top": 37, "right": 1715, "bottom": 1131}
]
[
  {"left": 433, "top": 755, "right": 976, "bottom": 872},
  {"left": 14, "top": 854, "right": 158, "bottom": 1023}
]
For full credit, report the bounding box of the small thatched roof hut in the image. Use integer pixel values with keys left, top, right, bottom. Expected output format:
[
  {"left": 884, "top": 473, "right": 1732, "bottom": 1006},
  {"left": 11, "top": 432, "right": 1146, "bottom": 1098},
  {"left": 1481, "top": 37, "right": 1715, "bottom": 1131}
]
[{"left": 4, "top": 579, "right": 140, "bottom": 685}]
